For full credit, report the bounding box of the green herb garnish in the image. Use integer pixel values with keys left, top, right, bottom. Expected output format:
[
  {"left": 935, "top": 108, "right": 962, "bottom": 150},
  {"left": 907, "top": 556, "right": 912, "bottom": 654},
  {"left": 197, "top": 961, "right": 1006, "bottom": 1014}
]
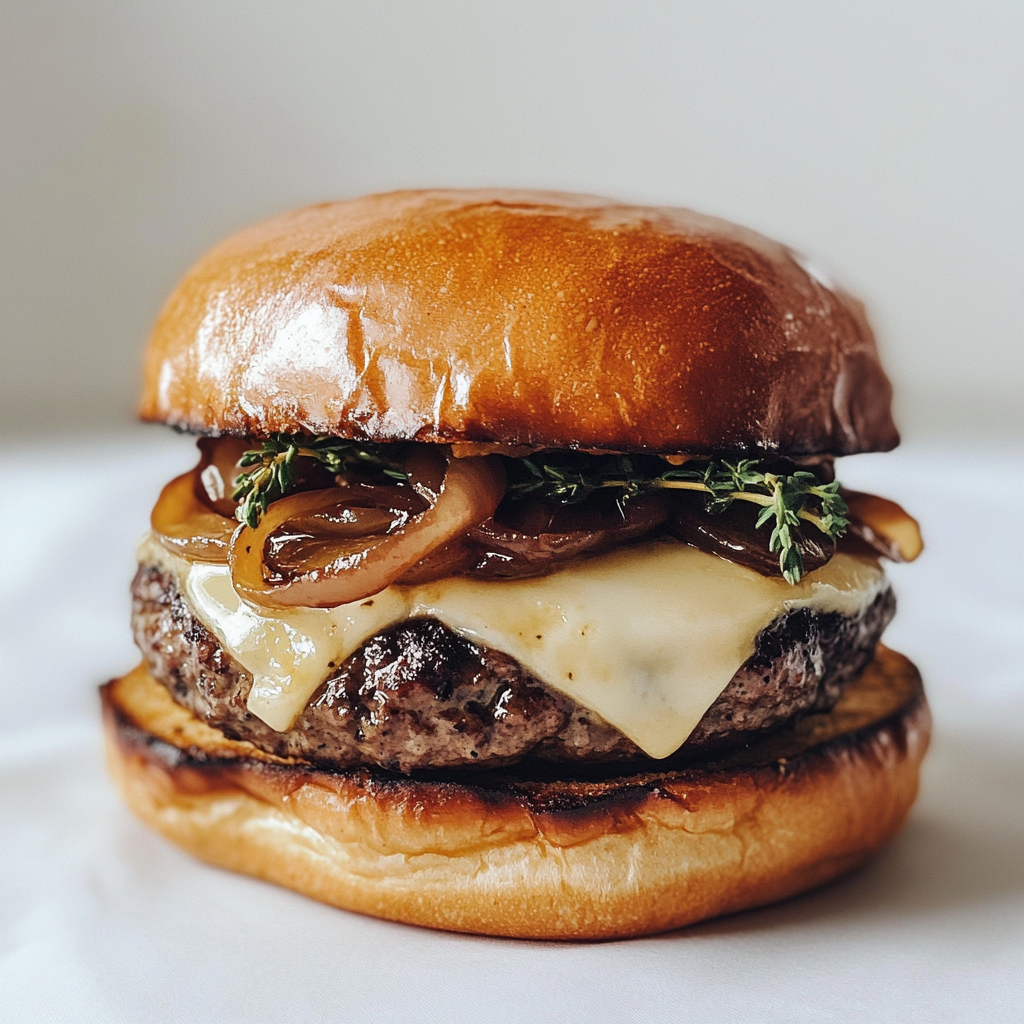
[
  {"left": 507, "top": 453, "right": 848, "bottom": 584},
  {"left": 232, "top": 433, "right": 408, "bottom": 528}
]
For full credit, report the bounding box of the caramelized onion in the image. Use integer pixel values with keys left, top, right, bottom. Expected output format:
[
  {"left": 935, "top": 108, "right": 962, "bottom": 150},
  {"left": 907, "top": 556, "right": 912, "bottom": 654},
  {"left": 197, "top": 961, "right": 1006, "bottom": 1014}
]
[
  {"left": 457, "top": 492, "right": 671, "bottom": 579},
  {"left": 669, "top": 498, "right": 833, "bottom": 578},
  {"left": 230, "top": 454, "right": 505, "bottom": 609},
  {"left": 151, "top": 471, "right": 238, "bottom": 562},
  {"left": 843, "top": 490, "right": 923, "bottom": 562},
  {"left": 393, "top": 536, "right": 480, "bottom": 585},
  {"left": 196, "top": 437, "right": 251, "bottom": 517}
]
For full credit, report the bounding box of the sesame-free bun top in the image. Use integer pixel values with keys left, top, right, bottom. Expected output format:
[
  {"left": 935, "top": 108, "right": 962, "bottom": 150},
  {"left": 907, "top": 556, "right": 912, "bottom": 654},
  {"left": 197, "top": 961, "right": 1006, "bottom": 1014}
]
[{"left": 140, "top": 190, "right": 898, "bottom": 455}]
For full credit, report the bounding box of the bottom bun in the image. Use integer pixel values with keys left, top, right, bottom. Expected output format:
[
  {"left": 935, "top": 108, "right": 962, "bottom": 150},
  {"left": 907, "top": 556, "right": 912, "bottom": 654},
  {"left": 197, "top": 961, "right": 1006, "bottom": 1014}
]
[{"left": 101, "top": 646, "right": 928, "bottom": 940}]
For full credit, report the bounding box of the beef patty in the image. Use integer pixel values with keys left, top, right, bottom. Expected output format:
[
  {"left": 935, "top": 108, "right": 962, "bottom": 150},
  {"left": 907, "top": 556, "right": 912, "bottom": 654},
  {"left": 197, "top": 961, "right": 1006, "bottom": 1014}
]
[{"left": 131, "top": 564, "right": 894, "bottom": 774}]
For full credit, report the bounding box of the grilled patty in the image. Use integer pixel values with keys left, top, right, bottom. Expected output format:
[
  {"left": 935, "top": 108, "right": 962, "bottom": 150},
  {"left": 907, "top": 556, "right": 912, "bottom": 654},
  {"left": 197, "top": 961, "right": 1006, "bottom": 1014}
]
[{"left": 131, "top": 564, "right": 894, "bottom": 773}]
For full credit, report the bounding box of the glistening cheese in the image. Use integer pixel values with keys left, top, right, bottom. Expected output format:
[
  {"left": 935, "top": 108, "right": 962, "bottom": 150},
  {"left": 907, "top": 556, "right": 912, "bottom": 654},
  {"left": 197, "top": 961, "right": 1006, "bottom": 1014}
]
[{"left": 137, "top": 534, "right": 887, "bottom": 759}]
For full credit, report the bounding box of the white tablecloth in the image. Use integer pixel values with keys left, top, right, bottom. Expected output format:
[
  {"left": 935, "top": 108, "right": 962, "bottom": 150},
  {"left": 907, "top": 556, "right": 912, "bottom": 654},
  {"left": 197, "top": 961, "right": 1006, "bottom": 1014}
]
[{"left": 2, "top": 431, "right": 1022, "bottom": 1023}]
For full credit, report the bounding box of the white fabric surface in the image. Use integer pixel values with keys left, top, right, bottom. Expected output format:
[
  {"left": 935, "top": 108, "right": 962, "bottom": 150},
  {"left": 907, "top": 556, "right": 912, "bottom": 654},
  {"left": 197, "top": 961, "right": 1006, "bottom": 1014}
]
[{"left": 1, "top": 432, "right": 1022, "bottom": 1023}]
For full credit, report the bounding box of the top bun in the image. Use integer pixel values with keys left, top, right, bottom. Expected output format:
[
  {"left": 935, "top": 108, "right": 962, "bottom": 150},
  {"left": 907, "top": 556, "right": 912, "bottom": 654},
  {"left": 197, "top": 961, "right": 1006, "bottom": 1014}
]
[{"left": 140, "top": 190, "right": 898, "bottom": 455}]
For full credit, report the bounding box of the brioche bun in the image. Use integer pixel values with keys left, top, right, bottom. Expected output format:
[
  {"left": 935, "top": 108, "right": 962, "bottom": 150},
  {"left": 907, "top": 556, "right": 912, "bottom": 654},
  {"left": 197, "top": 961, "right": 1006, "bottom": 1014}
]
[
  {"left": 102, "top": 646, "right": 928, "bottom": 940},
  {"left": 140, "top": 190, "right": 898, "bottom": 455}
]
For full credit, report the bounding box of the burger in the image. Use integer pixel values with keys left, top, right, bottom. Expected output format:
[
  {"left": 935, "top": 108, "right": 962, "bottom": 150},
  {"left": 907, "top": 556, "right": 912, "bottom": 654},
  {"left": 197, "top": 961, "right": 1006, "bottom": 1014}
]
[{"left": 101, "top": 190, "right": 928, "bottom": 939}]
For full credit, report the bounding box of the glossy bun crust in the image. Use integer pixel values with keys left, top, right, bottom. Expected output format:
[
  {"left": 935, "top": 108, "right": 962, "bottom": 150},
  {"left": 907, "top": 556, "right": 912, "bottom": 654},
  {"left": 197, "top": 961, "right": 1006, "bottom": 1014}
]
[
  {"left": 140, "top": 190, "right": 898, "bottom": 455},
  {"left": 102, "top": 647, "right": 927, "bottom": 940}
]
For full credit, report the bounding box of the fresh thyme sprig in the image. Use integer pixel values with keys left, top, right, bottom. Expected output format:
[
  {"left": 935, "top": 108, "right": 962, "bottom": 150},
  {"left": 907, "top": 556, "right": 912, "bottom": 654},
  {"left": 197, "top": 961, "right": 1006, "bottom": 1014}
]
[
  {"left": 507, "top": 454, "right": 849, "bottom": 584},
  {"left": 232, "top": 433, "right": 408, "bottom": 528}
]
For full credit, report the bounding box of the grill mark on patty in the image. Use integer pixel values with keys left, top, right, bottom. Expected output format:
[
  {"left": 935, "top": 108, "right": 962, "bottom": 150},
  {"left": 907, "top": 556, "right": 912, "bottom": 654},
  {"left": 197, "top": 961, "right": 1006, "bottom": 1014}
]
[{"left": 131, "top": 564, "right": 894, "bottom": 774}]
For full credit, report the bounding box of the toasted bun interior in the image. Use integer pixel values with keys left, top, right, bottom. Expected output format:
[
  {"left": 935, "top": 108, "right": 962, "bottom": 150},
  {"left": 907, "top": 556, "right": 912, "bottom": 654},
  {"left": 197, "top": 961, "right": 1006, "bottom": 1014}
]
[
  {"left": 140, "top": 190, "right": 898, "bottom": 455},
  {"left": 102, "top": 647, "right": 928, "bottom": 940}
]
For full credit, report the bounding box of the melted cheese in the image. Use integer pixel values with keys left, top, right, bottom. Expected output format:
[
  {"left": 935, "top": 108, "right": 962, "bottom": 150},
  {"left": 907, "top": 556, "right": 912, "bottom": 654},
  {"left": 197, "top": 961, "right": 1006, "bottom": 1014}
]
[
  {"left": 137, "top": 535, "right": 886, "bottom": 758},
  {"left": 182, "top": 562, "right": 408, "bottom": 731}
]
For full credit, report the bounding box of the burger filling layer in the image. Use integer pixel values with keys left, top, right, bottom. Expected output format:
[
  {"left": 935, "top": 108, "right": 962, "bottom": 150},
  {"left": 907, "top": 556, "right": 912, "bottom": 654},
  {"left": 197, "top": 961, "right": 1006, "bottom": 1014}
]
[
  {"left": 137, "top": 438, "right": 916, "bottom": 770},
  {"left": 133, "top": 533, "right": 891, "bottom": 766},
  {"left": 132, "top": 563, "right": 894, "bottom": 773}
]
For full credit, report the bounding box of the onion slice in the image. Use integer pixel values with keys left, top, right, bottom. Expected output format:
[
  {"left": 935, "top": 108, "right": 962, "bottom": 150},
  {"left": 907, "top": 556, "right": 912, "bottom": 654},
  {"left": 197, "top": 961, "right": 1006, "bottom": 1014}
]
[
  {"left": 196, "top": 437, "right": 251, "bottom": 517},
  {"left": 230, "top": 454, "right": 505, "bottom": 609},
  {"left": 843, "top": 490, "right": 923, "bottom": 562},
  {"left": 463, "top": 492, "right": 670, "bottom": 577},
  {"left": 151, "top": 471, "right": 238, "bottom": 562}
]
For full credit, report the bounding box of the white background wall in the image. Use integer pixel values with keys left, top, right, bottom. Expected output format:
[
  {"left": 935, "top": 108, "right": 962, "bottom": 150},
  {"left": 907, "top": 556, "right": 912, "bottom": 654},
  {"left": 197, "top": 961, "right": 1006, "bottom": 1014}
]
[{"left": 2, "top": 0, "right": 1021, "bottom": 441}]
